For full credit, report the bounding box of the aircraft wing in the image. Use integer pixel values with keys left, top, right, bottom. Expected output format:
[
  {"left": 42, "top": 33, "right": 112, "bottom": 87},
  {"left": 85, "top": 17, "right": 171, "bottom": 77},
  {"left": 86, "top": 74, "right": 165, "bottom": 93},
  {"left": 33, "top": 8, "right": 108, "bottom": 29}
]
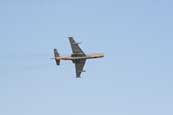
[
  {"left": 75, "top": 59, "right": 86, "bottom": 78},
  {"left": 69, "top": 37, "right": 86, "bottom": 56}
]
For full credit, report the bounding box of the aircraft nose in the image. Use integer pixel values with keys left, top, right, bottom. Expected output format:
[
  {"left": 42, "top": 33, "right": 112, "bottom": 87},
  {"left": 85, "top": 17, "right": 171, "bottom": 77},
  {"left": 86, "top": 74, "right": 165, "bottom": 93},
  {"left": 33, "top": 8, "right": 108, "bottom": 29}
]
[{"left": 101, "top": 54, "right": 104, "bottom": 57}]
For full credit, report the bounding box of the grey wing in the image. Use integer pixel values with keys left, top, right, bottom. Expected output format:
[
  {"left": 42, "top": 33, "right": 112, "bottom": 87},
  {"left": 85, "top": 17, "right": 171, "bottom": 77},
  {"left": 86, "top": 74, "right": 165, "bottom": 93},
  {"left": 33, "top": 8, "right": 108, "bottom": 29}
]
[
  {"left": 69, "top": 37, "right": 86, "bottom": 56},
  {"left": 75, "top": 59, "right": 86, "bottom": 78}
]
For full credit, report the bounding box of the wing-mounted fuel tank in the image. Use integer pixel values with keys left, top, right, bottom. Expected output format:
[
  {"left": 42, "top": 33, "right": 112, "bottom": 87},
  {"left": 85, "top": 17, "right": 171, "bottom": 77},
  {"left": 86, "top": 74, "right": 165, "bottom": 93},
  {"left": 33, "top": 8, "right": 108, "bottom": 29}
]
[{"left": 54, "top": 48, "right": 60, "bottom": 65}]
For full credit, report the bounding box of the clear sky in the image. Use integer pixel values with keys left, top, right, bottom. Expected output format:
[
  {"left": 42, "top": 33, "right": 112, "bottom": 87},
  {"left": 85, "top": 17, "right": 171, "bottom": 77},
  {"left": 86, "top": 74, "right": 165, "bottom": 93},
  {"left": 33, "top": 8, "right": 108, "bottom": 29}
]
[{"left": 0, "top": 0, "right": 173, "bottom": 115}]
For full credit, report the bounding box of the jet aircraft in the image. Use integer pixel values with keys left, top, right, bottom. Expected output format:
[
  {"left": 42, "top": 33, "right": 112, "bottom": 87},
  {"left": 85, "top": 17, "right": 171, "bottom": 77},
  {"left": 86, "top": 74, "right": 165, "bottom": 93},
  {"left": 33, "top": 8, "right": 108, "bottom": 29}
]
[{"left": 54, "top": 37, "right": 104, "bottom": 78}]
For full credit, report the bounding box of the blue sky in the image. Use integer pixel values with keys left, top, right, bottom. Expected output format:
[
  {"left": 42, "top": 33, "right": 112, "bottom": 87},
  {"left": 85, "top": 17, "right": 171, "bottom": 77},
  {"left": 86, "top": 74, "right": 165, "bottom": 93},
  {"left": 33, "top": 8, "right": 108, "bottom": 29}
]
[{"left": 0, "top": 0, "right": 173, "bottom": 115}]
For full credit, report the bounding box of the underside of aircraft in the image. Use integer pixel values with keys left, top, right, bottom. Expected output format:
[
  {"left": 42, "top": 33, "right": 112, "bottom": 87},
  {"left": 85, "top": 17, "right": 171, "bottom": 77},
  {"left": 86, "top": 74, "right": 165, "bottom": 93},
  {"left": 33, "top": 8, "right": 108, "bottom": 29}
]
[{"left": 54, "top": 37, "right": 104, "bottom": 78}]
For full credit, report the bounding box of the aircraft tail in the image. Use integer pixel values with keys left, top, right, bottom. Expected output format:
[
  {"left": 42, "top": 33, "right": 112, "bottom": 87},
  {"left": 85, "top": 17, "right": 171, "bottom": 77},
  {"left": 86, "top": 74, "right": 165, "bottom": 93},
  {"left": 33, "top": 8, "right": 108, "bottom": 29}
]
[{"left": 54, "top": 48, "right": 60, "bottom": 65}]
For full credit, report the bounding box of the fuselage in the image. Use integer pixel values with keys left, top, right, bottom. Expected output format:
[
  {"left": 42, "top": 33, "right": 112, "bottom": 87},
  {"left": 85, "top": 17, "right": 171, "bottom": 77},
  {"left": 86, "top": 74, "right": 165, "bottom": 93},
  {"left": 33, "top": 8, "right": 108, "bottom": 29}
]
[{"left": 55, "top": 53, "right": 104, "bottom": 60}]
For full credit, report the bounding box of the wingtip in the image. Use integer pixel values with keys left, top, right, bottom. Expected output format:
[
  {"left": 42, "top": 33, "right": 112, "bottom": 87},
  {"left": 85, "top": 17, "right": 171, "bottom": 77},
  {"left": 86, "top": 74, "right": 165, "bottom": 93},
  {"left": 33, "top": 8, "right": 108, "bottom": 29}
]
[{"left": 68, "top": 36, "right": 73, "bottom": 39}]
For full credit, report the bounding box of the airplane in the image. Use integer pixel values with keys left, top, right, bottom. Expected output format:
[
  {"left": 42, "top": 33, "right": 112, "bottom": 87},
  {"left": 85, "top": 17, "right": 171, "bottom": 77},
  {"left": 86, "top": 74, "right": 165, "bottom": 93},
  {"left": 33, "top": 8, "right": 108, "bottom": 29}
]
[{"left": 53, "top": 37, "right": 104, "bottom": 78}]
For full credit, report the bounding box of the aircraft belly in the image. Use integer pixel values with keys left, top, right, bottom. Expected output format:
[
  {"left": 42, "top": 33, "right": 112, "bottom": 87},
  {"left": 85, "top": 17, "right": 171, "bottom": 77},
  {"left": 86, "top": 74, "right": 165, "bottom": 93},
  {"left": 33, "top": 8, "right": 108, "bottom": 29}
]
[
  {"left": 61, "top": 56, "right": 73, "bottom": 60},
  {"left": 61, "top": 57, "right": 87, "bottom": 60},
  {"left": 71, "top": 57, "right": 87, "bottom": 60}
]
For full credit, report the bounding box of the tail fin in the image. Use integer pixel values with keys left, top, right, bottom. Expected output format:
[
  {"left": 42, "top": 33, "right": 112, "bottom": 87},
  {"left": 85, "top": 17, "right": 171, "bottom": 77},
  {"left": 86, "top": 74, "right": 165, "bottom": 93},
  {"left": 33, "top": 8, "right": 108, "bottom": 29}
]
[{"left": 54, "top": 48, "right": 60, "bottom": 65}]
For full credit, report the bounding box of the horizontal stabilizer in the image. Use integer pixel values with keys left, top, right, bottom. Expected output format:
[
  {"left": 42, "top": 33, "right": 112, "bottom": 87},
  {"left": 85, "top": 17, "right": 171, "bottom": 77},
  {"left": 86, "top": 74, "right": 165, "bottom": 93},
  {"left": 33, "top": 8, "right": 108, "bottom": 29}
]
[{"left": 54, "top": 48, "right": 60, "bottom": 65}]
